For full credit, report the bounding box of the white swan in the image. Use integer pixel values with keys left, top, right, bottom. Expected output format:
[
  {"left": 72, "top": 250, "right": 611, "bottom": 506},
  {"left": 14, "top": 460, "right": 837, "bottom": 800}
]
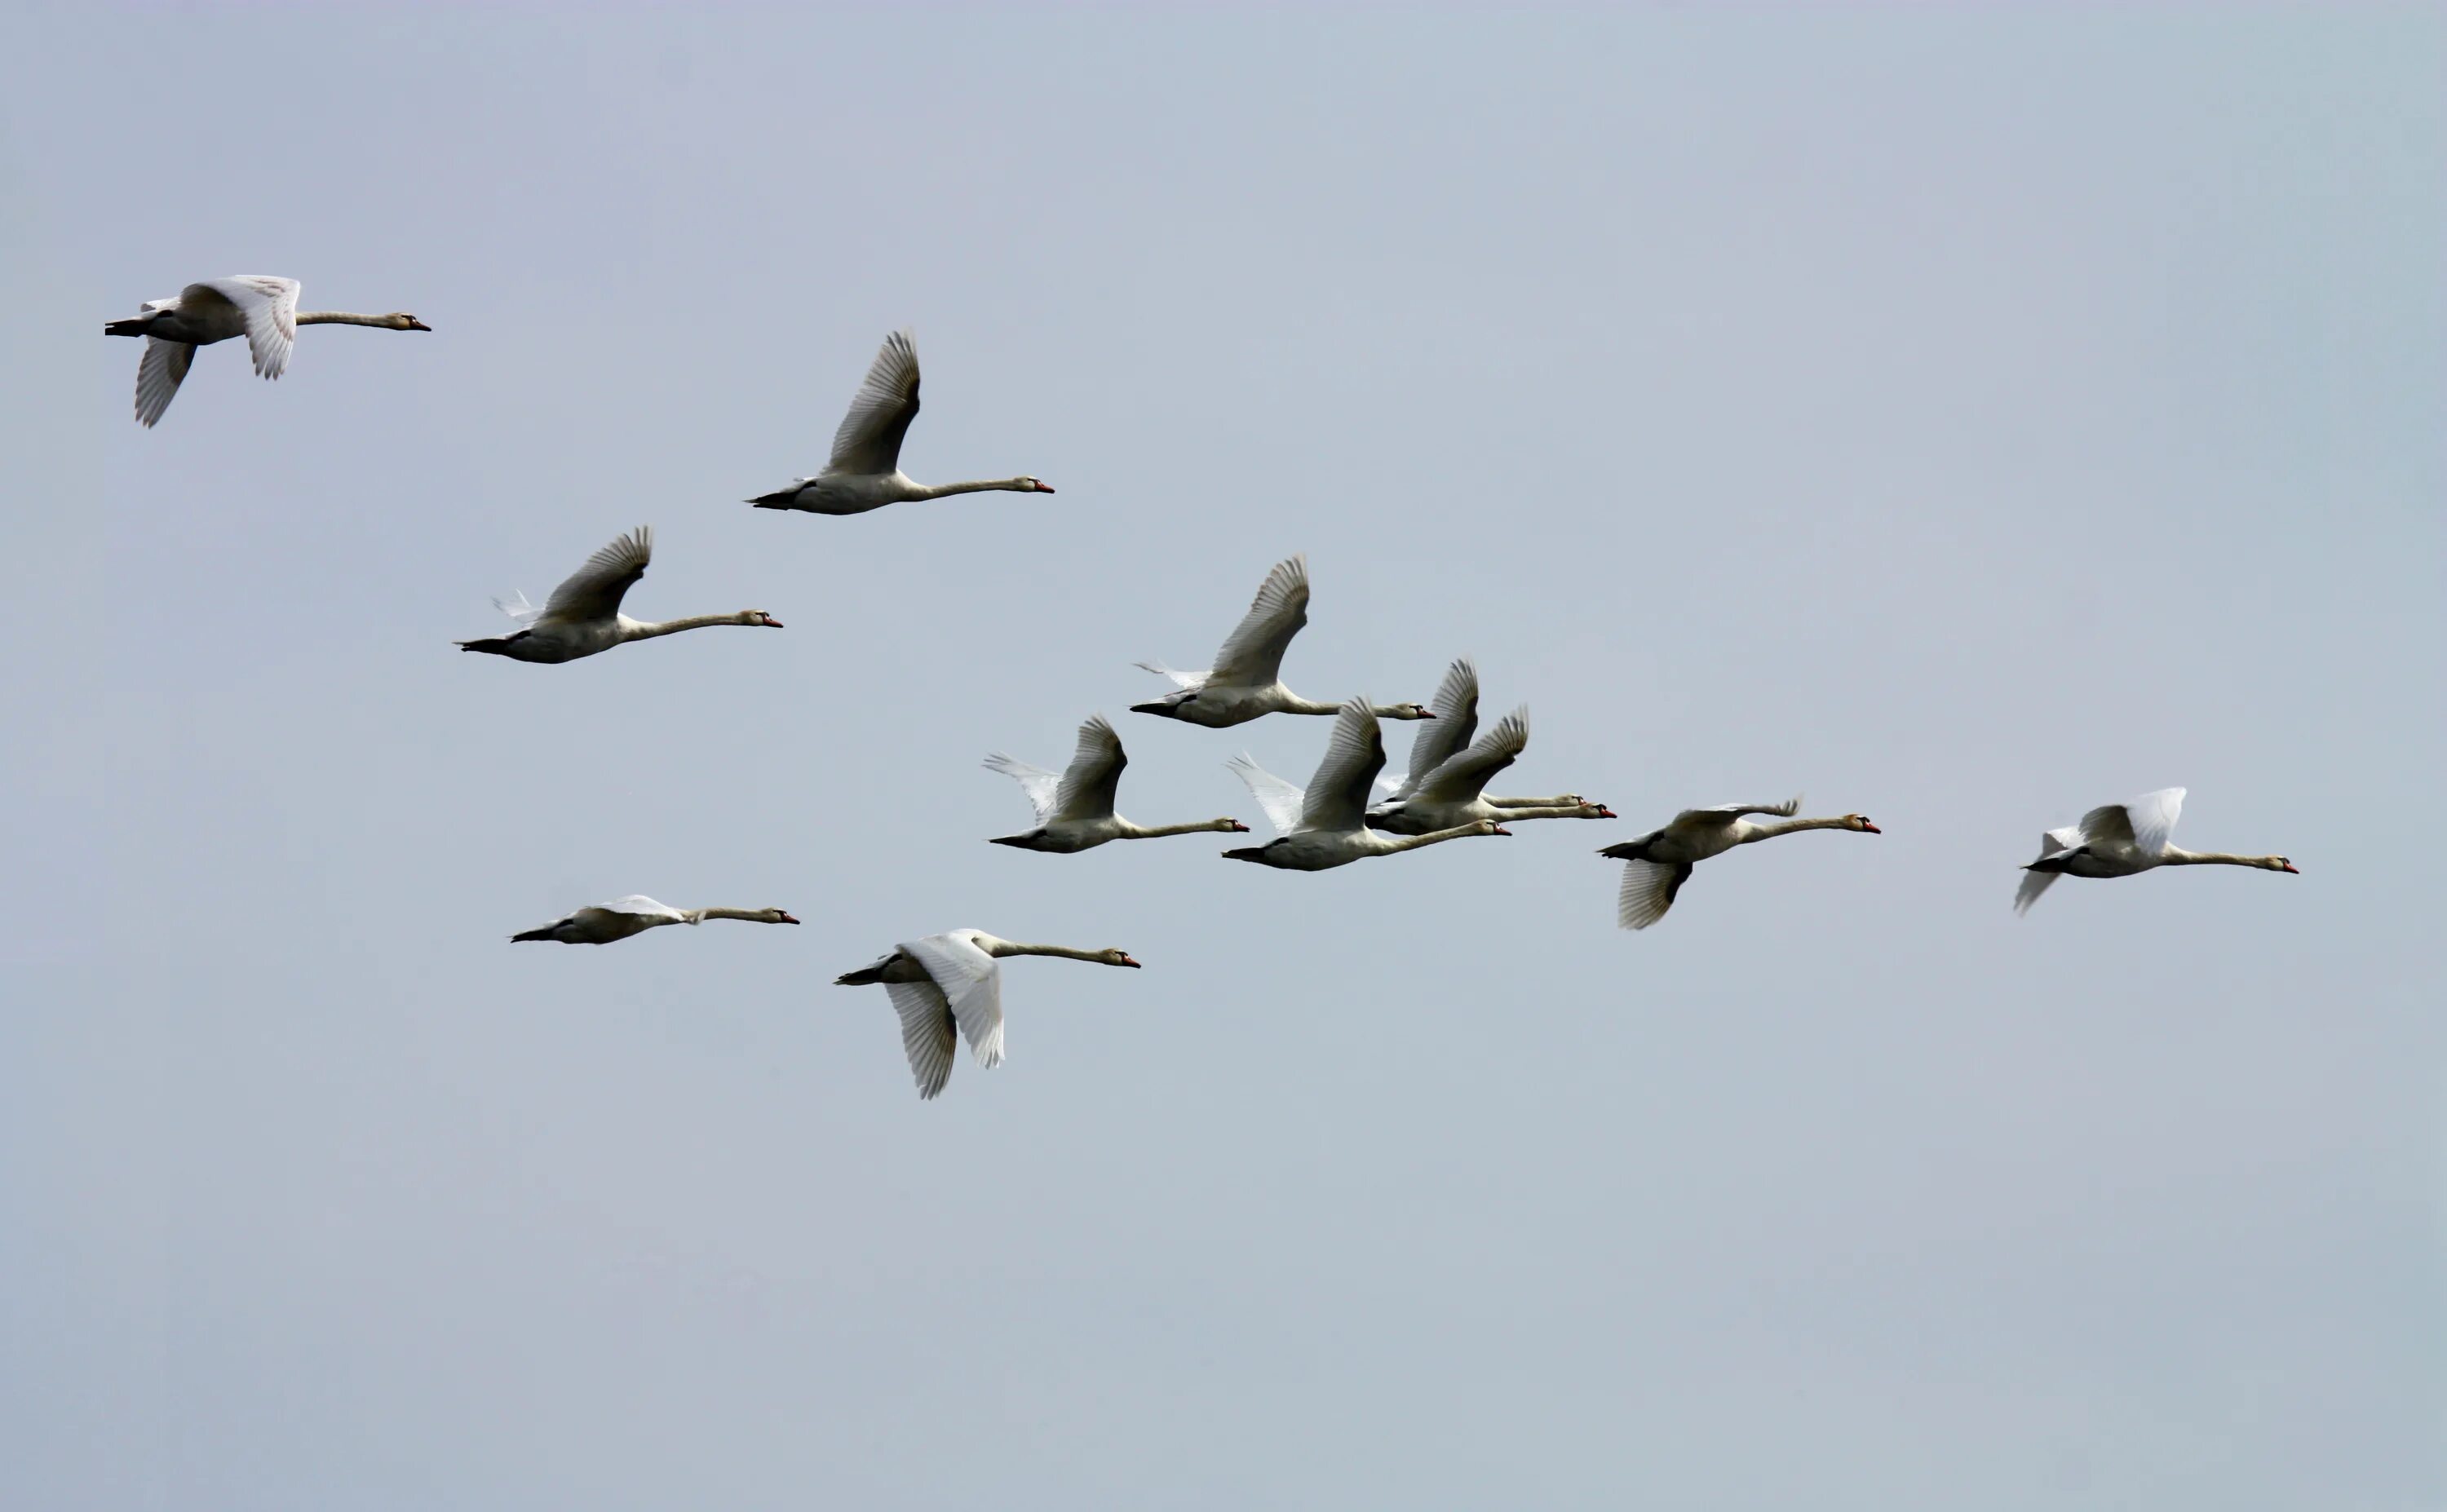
[
  {"left": 511, "top": 895, "right": 799, "bottom": 944},
  {"left": 1599, "top": 798, "right": 1880, "bottom": 930},
  {"left": 834, "top": 929, "right": 1142, "bottom": 1099},
  {"left": 1131, "top": 555, "right": 1435, "bottom": 728},
  {"left": 747, "top": 329, "right": 1054, "bottom": 515},
  {"left": 104, "top": 276, "right": 429, "bottom": 427},
  {"left": 1223, "top": 696, "right": 1510, "bottom": 871},
  {"left": 2015, "top": 788, "right": 2297, "bottom": 914},
  {"left": 1375, "top": 659, "right": 1593, "bottom": 811},
  {"left": 1365, "top": 707, "right": 1613, "bottom": 833},
  {"left": 985, "top": 714, "right": 1250, "bottom": 852},
  {"left": 457, "top": 526, "right": 783, "bottom": 664}
]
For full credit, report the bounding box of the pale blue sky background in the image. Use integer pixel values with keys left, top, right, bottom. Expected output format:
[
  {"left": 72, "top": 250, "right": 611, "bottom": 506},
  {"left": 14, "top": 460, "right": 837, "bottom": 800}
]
[{"left": 2, "top": 6, "right": 2440, "bottom": 1508}]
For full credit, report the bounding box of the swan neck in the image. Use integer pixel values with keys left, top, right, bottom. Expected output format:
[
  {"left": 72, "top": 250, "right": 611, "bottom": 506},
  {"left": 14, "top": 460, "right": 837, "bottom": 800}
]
[
  {"left": 993, "top": 941, "right": 1106, "bottom": 962},
  {"left": 295, "top": 311, "right": 392, "bottom": 327},
  {"left": 1744, "top": 815, "right": 1850, "bottom": 842},
  {"left": 1128, "top": 820, "right": 1241, "bottom": 838},
  {"left": 626, "top": 612, "right": 748, "bottom": 639},
  {"left": 696, "top": 907, "right": 773, "bottom": 922},
  {"left": 1281, "top": 692, "right": 1342, "bottom": 716},
  {"left": 1385, "top": 823, "right": 1488, "bottom": 851},
  {"left": 914, "top": 477, "right": 1032, "bottom": 500},
  {"left": 2158, "top": 847, "right": 2263, "bottom": 867}
]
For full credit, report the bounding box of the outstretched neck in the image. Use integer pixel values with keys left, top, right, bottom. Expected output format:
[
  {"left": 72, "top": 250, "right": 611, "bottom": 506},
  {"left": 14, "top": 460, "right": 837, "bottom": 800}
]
[
  {"left": 694, "top": 907, "right": 779, "bottom": 923},
  {"left": 2160, "top": 847, "right": 2281, "bottom": 869},
  {"left": 912, "top": 477, "right": 1038, "bottom": 500},
  {"left": 1381, "top": 822, "right": 1492, "bottom": 851},
  {"left": 1483, "top": 804, "right": 1594, "bottom": 821},
  {"left": 1122, "top": 819, "right": 1246, "bottom": 839},
  {"left": 624, "top": 612, "right": 754, "bottom": 639},
  {"left": 1741, "top": 815, "right": 1855, "bottom": 843},
  {"left": 989, "top": 941, "right": 1109, "bottom": 962},
  {"left": 1281, "top": 691, "right": 1343, "bottom": 716},
  {"left": 296, "top": 311, "right": 400, "bottom": 327}
]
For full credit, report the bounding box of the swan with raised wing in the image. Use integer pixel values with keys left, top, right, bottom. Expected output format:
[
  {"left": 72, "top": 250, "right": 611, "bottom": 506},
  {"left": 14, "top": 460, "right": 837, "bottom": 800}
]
[
  {"left": 511, "top": 895, "right": 799, "bottom": 944},
  {"left": 1224, "top": 697, "right": 1508, "bottom": 871},
  {"left": 1600, "top": 798, "right": 1880, "bottom": 930},
  {"left": 1132, "top": 555, "right": 1434, "bottom": 728},
  {"left": 748, "top": 329, "right": 1053, "bottom": 515},
  {"left": 835, "top": 930, "right": 1141, "bottom": 1099},
  {"left": 2015, "top": 788, "right": 2296, "bottom": 914},
  {"left": 457, "top": 526, "right": 782, "bottom": 664},
  {"left": 985, "top": 714, "right": 1250, "bottom": 852},
  {"left": 105, "top": 276, "right": 429, "bottom": 427},
  {"left": 1375, "top": 659, "right": 1595, "bottom": 814}
]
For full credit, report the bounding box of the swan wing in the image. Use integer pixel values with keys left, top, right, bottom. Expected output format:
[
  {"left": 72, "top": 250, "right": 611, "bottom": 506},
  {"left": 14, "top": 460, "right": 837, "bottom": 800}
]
[
  {"left": 1206, "top": 555, "right": 1309, "bottom": 688},
  {"left": 1134, "top": 660, "right": 1209, "bottom": 691},
  {"left": 1415, "top": 705, "right": 1526, "bottom": 805},
  {"left": 133, "top": 337, "right": 193, "bottom": 427},
  {"left": 1388, "top": 657, "right": 1480, "bottom": 799},
  {"left": 903, "top": 932, "right": 1005, "bottom": 1069},
  {"left": 1672, "top": 797, "right": 1801, "bottom": 830},
  {"left": 983, "top": 752, "right": 1061, "bottom": 825},
  {"left": 492, "top": 590, "right": 542, "bottom": 626},
  {"left": 826, "top": 328, "right": 922, "bottom": 475},
  {"left": 594, "top": 895, "right": 684, "bottom": 919},
  {"left": 1299, "top": 698, "right": 1387, "bottom": 832},
  {"left": 540, "top": 525, "right": 653, "bottom": 623},
  {"left": 1225, "top": 753, "right": 1307, "bottom": 836},
  {"left": 884, "top": 980, "right": 957, "bottom": 1099},
  {"left": 2012, "top": 869, "right": 2061, "bottom": 915},
  {"left": 1052, "top": 714, "right": 1127, "bottom": 821},
  {"left": 2121, "top": 787, "right": 2185, "bottom": 855},
  {"left": 1617, "top": 860, "right": 1693, "bottom": 930},
  {"left": 193, "top": 276, "right": 300, "bottom": 379}
]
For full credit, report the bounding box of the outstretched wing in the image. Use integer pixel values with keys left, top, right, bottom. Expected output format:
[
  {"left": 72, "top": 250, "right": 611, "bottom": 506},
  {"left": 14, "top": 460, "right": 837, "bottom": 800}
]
[
  {"left": 826, "top": 329, "right": 922, "bottom": 475},
  {"left": 1617, "top": 860, "right": 1693, "bottom": 930},
  {"left": 983, "top": 752, "right": 1062, "bottom": 825},
  {"left": 1134, "top": 659, "right": 1208, "bottom": 690},
  {"left": 1672, "top": 796, "right": 1800, "bottom": 830},
  {"left": 133, "top": 338, "right": 195, "bottom": 427},
  {"left": 595, "top": 895, "right": 684, "bottom": 920},
  {"left": 2013, "top": 827, "right": 2085, "bottom": 915},
  {"left": 1414, "top": 705, "right": 1528, "bottom": 805},
  {"left": 192, "top": 276, "right": 301, "bottom": 379},
  {"left": 884, "top": 980, "right": 957, "bottom": 1099},
  {"left": 1387, "top": 657, "right": 1480, "bottom": 800},
  {"left": 541, "top": 525, "right": 653, "bottom": 623},
  {"left": 1052, "top": 714, "right": 1127, "bottom": 821},
  {"left": 1300, "top": 697, "right": 1387, "bottom": 832},
  {"left": 903, "top": 932, "right": 1004, "bottom": 1068},
  {"left": 1206, "top": 555, "right": 1310, "bottom": 688},
  {"left": 492, "top": 590, "right": 543, "bottom": 626},
  {"left": 1225, "top": 754, "right": 1307, "bottom": 837},
  {"left": 2121, "top": 787, "right": 2185, "bottom": 856}
]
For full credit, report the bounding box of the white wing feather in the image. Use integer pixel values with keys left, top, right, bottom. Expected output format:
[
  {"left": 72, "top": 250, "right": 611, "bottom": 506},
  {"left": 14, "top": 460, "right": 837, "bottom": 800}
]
[
  {"left": 1617, "top": 860, "right": 1691, "bottom": 930},
  {"left": 1051, "top": 714, "right": 1127, "bottom": 822},
  {"left": 1414, "top": 706, "right": 1527, "bottom": 805},
  {"left": 1226, "top": 754, "right": 1308, "bottom": 837},
  {"left": 195, "top": 276, "right": 300, "bottom": 379},
  {"left": 1205, "top": 555, "right": 1310, "bottom": 688},
  {"left": 1388, "top": 657, "right": 1480, "bottom": 799},
  {"left": 595, "top": 895, "right": 685, "bottom": 920},
  {"left": 983, "top": 752, "right": 1062, "bottom": 825},
  {"left": 1299, "top": 698, "right": 1387, "bottom": 832},
  {"left": 2121, "top": 787, "right": 2185, "bottom": 856},
  {"left": 134, "top": 338, "right": 193, "bottom": 427},
  {"left": 903, "top": 932, "right": 1005, "bottom": 1068},
  {"left": 827, "top": 329, "right": 922, "bottom": 475},
  {"left": 540, "top": 526, "right": 653, "bottom": 623},
  {"left": 885, "top": 980, "right": 958, "bottom": 1099}
]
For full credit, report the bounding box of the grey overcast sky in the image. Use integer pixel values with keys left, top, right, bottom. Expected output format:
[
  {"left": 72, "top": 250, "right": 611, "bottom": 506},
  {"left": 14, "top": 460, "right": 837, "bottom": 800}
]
[{"left": 2, "top": 5, "right": 2439, "bottom": 1508}]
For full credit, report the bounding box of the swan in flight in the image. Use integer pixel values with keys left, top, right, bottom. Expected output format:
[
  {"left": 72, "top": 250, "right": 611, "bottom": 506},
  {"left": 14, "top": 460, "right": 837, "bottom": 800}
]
[
  {"left": 511, "top": 895, "right": 799, "bottom": 944},
  {"left": 1131, "top": 555, "right": 1434, "bottom": 728},
  {"left": 985, "top": 714, "right": 1250, "bottom": 852},
  {"left": 1375, "top": 659, "right": 1595, "bottom": 813},
  {"left": 1223, "top": 697, "right": 1509, "bottom": 871},
  {"left": 835, "top": 930, "right": 1142, "bottom": 1100},
  {"left": 104, "top": 276, "right": 429, "bottom": 427},
  {"left": 1599, "top": 798, "right": 1880, "bottom": 930},
  {"left": 457, "top": 526, "right": 783, "bottom": 664},
  {"left": 747, "top": 329, "right": 1054, "bottom": 515},
  {"left": 2015, "top": 788, "right": 2296, "bottom": 914}
]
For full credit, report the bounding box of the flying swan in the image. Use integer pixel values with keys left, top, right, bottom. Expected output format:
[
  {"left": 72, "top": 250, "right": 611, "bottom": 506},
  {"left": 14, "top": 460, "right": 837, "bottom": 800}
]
[
  {"left": 2015, "top": 788, "right": 2296, "bottom": 914},
  {"left": 457, "top": 526, "right": 782, "bottom": 664},
  {"left": 511, "top": 895, "right": 799, "bottom": 944},
  {"left": 1599, "top": 798, "right": 1880, "bottom": 930},
  {"left": 104, "top": 275, "right": 429, "bottom": 427},
  {"left": 835, "top": 930, "right": 1142, "bottom": 1100},
  {"left": 985, "top": 714, "right": 1250, "bottom": 851},
  {"left": 1223, "top": 696, "right": 1509, "bottom": 871},
  {"left": 1132, "top": 555, "right": 1433, "bottom": 728}
]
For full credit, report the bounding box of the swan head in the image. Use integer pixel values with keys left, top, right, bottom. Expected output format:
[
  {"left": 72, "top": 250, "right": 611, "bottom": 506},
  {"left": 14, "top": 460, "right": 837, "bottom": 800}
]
[
  {"left": 386, "top": 313, "right": 432, "bottom": 331},
  {"left": 1387, "top": 703, "right": 1435, "bottom": 720},
  {"left": 2264, "top": 855, "right": 2299, "bottom": 873},
  {"left": 1099, "top": 948, "right": 1142, "bottom": 968},
  {"left": 1022, "top": 477, "right": 1055, "bottom": 493},
  {"left": 1218, "top": 818, "right": 1252, "bottom": 833},
  {"left": 763, "top": 909, "right": 802, "bottom": 924},
  {"left": 1478, "top": 820, "right": 1512, "bottom": 838},
  {"left": 739, "top": 610, "right": 785, "bottom": 628},
  {"left": 1586, "top": 805, "right": 1617, "bottom": 820},
  {"left": 1842, "top": 814, "right": 1880, "bottom": 833}
]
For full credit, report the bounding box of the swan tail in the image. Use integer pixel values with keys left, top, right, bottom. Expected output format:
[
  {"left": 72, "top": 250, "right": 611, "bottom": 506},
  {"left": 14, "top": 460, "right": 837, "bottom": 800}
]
[
  {"left": 748, "top": 483, "right": 807, "bottom": 509},
  {"left": 457, "top": 637, "right": 516, "bottom": 655},
  {"left": 510, "top": 926, "right": 559, "bottom": 943},
  {"left": 834, "top": 963, "right": 890, "bottom": 985},
  {"left": 104, "top": 315, "right": 154, "bottom": 337}
]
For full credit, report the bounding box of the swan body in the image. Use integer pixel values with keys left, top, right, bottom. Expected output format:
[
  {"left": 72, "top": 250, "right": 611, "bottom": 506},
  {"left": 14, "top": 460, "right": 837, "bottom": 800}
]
[
  {"left": 834, "top": 929, "right": 1141, "bottom": 1099},
  {"left": 1374, "top": 658, "right": 1593, "bottom": 814},
  {"left": 747, "top": 329, "right": 1053, "bottom": 515},
  {"left": 985, "top": 714, "right": 1250, "bottom": 852},
  {"left": 104, "top": 276, "right": 430, "bottom": 427},
  {"left": 1364, "top": 678, "right": 1612, "bottom": 833},
  {"left": 1131, "top": 555, "right": 1434, "bottom": 728},
  {"left": 1599, "top": 798, "right": 1881, "bottom": 930},
  {"left": 457, "top": 526, "right": 782, "bottom": 664},
  {"left": 2015, "top": 788, "right": 2296, "bottom": 914},
  {"left": 1223, "top": 696, "right": 1510, "bottom": 871},
  {"left": 511, "top": 895, "right": 798, "bottom": 944}
]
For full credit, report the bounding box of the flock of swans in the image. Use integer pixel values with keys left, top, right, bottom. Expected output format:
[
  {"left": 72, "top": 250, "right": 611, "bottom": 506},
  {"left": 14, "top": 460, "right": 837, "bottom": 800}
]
[{"left": 110, "top": 282, "right": 2303, "bottom": 1099}]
